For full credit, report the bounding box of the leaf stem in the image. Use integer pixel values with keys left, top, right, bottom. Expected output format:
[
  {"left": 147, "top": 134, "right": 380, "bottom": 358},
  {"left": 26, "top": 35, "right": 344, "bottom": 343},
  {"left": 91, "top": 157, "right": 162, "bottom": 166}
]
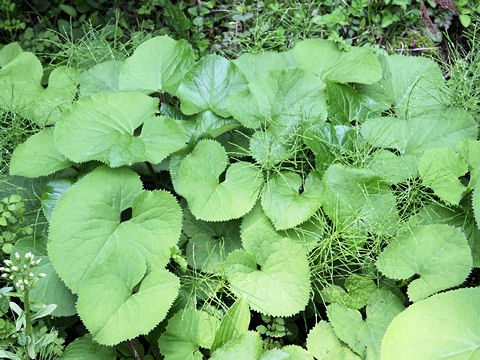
[
  {"left": 24, "top": 285, "right": 32, "bottom": 337},
  {"left": 146, "top": 162, "right": 161, "bottom": 189},
  {"left": 128, "top": 339, "right": 143, "bottom": 360}
]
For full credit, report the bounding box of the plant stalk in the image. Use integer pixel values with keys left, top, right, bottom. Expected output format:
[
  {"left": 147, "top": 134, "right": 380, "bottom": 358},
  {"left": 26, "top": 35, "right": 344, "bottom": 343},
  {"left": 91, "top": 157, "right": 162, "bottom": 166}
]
[
  {"left": 24, "top": 286, "right": 32, "bottom": 337},
  {"left": 146, "top": 162, "right": 161, "bottom": 189}
]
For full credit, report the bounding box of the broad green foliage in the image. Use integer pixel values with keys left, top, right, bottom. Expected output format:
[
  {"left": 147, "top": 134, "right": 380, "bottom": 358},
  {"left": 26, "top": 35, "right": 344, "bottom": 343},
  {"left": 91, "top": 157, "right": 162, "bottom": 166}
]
[
  {"left": 409, "top": 203, "right": 480, "bottom": 267},
  {"left": 357, "top": 55, "right": 445, "bottom": 118},
  {"left": 322, "top": 164, "right": 399, "bottom": 235},
  {"left": 54, "top": 93, "right": 186, "bottom": 167},
  {"left": 361, "top": 108, "right": 478, "bottom": 158},
  {"left": 40, "top": 178, "right": 73, "bottom": 221},
  {"left": 59, "top": 334, "right": 116, "bottom": 359},
  {"left": 225, "top": 222, "right": 310, "bottom": 316},
  {"left": 211, "top": 298, "right": 250, "bottom": 352},
  {"left": 233, "top": 52, "right": 297, "bottom": 81},
  {"left": 0, "top": 45, "right": 78, "bottom": 125},
  {"left": 6, "top": 34, "right": 480, "bottom": 352},
  {"left": 210, "top": 331, "right": 262, "bottom": 360},
  {"left": 381, "top": 288, "right": 480, "bottom": 360},
  {"left": 321, "top": 275, "right": 377, "bottom": 309},
  {"left": 79, "top": 60, "right": 123, "bottom": 96},
  {"left": 307, "top": 321, "right": 360, "bottom": 360},
  {"left": 158, "top": 309, "right": 220, "bottom": 360},
  {"left": 327, "top": 290, "right": 405, "bottom": 360},
  {"left": 77, "top": 247, "right": 179, "bottom": 345},
  {"left": 119, "top": 35, "right": 195, "bottom": 94},
  {"left": 227, "top": 67, "right": 327, "bottom": 135},
  {"left": 376, "top": 224, "right": 472, "bottom": 301},
  {"left": 293, "top": 39, "right": 382, "bottom": 84},
  {"left": 261, "top": 171, "right": 322, "bottom": 230},
  {"left": 9, "top": 128, "right": 72, "bottom": 178},
  {"left": 178, "top": 140, "right": 263, "bottom": 221},
  {"left": 418, "top": 147, "right": 468, "bottom": 205},
  {"left": 13, "top": 237, "right": 76, "bottom": 317},
  {"left": 49, "top": 165, "right": 182, "bottom": 292},
  {"left": 176, "top": 54, "right": 247, "bottom": 117}
]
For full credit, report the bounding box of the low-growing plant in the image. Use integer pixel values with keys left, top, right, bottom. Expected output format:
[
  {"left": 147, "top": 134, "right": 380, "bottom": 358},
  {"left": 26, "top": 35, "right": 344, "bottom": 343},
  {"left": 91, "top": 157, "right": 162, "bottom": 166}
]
[{"left": 1, "top": 33, "right": 479, "bottom": 359}]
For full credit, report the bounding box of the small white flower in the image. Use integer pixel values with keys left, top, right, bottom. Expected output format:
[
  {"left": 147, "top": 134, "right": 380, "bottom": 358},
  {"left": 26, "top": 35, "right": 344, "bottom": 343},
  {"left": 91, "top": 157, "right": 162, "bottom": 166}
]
[
  {"left": 0, "top": 267, "right": 4, "bottom": 271},
  {"left": 29, "top": 272, "right": 34, "bottom": 277},
  {"left": 18, "top": 279, "right": 23, "bottom": 285},
  {"left": 23, "top": 264, "right": 27, "bottom": 269},
  {"left": 24, "top": 280, "right": 28, "bottom": 285},
  {"left": 10, "top": 266, "right": 18, "bottom": 272},
  {"left": 38, "top": 273, "right": 47, "bottom": 278},
  {"left": 1, "top": 273, "right": 7, "bottom": 278},
  {"left": 4, "top": 259, "right": 12, "bottom": 266},
  {"left": 8, "top": 275, "right": 13, "bottom": 280},
  {"left": 15, "top": 252, "right": 20, "bottom": 260},
  {"left": 35, "top": 259, "right": 41, "bottom": 265},
  {"left": 24, "top": 252, "right": 33, "bottom": 261},
  {"left": 30, "top": 261, "right": 35, "bottom": 266}
]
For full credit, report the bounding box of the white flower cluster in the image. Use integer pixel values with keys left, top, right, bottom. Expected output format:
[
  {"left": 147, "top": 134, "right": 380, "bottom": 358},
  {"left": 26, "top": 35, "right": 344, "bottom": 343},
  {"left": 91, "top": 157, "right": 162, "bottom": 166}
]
[{"left": 0, "top": 252, "right": 46, "bottom": 290}]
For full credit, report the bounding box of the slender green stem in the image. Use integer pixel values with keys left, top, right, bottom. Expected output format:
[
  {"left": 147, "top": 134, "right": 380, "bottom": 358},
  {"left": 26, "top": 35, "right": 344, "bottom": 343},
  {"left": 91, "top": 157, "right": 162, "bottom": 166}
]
[
  {"left": 146, "top": 162, "right": 161, "bottom": 189},
  {"left": 24, "top": 286, "right": 32, "bottom": 337}
]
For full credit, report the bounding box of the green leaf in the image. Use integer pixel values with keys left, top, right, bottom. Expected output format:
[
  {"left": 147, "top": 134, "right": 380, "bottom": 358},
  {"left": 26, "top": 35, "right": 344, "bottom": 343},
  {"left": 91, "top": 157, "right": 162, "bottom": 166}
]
[
  {"left": 408, "top": 203, "right": 480, "bottom": 267},
  {"left": 261, "top": 171, "right": 323, "bottom": 230},
  {"left": 13, "top": 237, "right": 76, "bottom": 317},
  {"left": 418, "top": 147, "right": 468, "bottom": 205},
  {"left": 281, "top": 345, "right": 313, "bottom": 360},
  {"left": 306, "top": 321, "right": 360, "bottom": 360},
  {"left": 293, "top": 39, "right": 381, "bottom": 84},
  {"left": 322, "top": 164, "right": 399, "bottom": 235},
  {"left": 357, "top": 54, "right": 445, "bottom": 118},
  {"left": 0, "top": 53, "right": 79, "bottom": 125},
  {"left": 59, "top": 334, "right": 116, "bottom": 360},
  {"left": 457, "top": 139, "right": 480, "bottom": 188},
  {"left": 227, "top": 68, "right": 327, "bottom": 135},
  {"left": 54, "top": 93, "right": 186, "bottom": 167},
  {"left": 0, "top": 42, "right": 23, "bottom": 67},
  {"left": 249, "top": 130, "right": 295, "bottom": 169},
  {"left": 186, "top": 233, "right": 242, "bottom": 273},
  {"left": 367, "top": 150, "right": 417, "bottom": 185},
  {"left": 376, "top": 224, "right": 473, "bottom": 301},
  {"left": 158, "top": 309, "right": 220, "bottom": 360},
  {"left": 210, "top": 331, "right": 262, "bottom": 360},
  {"left": 381, "top": 288, "right": 480, "bottom": 360},
  {"left": 182, "top": 110, "right": 239, "bottom": 146},
  {"left": 361, "top": 108, "right": 478, "bottom": 158},
  {"left": 321, "top": 274, "right": 377, "bottom": 309},
  {"left": 9, "top": 128, "right": 73, "bottom": 178},
  {"left": 80, "top": 60, "right": 123, "bottom": 96},
  {"left": 224, "top": 222, "right": 311, "bottom": 316},
  {"left": 474, "top": 179, "right": 480, "bottom": 230},
  {"left": 40, "top": 178, "right": 73, "bottom": 221},
  {"left": 325, "top": 82, "right": 369, "bottom": 125},
  {"left": 176, "top": 54, "right": 247, "bottom": 117},
  {"left": 178, "top": 140, "right": 263, "bottom": 221},
  {"left": 233, "top": 51, "right": 297, "bottom": 81},
  {"left": 77, "top": 247, "right": 179, "bottom": 345},
  {"left": 48, "top": 165, "right": 182, "bottom": 292},
  {"left": 119, "top": 35, "right": 195, "bottom": 94},
  {"left": 211, "top": 298, "right": 251, "bottom": 352},
  {"left": 327, "top": 290, "right": 404, "bottom": 359}
]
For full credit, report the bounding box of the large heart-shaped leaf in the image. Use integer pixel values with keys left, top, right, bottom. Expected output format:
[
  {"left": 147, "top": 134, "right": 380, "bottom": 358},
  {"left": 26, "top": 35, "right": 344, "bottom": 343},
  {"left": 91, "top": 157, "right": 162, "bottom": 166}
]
[
  {"left": 228, "top": 68, "right": 327, "bottom": 134},
  {"left": 59, "top": 334, "right": 116, "bottom": 359},
  {"left": 233, "top": 51, "right": 297, "bottom": 81},
  {"left": 178, "top": 140, "right": 263, "bottom": 221},
  {"left": 210, "top": 331, "right": 262, "bottom": 360},
  {"left": 225, "top": 222, "right": 311, "bottom": 316},
  {"left": 322, "top": 164, "right": 399, "bottom": 235},
  {"left": 176, "top": 54, "right": 247, "bottom": 117},
  {"left": 158, "top": 309, "right": 220, "bottom": 360},
  {"left": 48, "top": 165, "right": 182, "bottom": 292},
  {"left": 9, "top": 128, "right": 72, "bottom": 178},
  {"left": 119, "top": 35, "right": 195, "bottom": 94},
  {"left": 0, "top": 51, "right": 78, "bottom": 125},
  {"left": 376, "top": 224, "right": 473, "bottom": 301},
  {"left": 307, "top": 321, "right": 360, "bottom": 360},
  {"left": 80, "top": 60, "right": 123, "bottom": 96},
  {"left": 361, "top": 108, "right": 478, "bottom": 158},
  {"left": 293, "top": 39, "right": 382, "bottom": 84},
  {"left": 327, "top": 290, "right": 405, "bottom": 360},
  {"left": 54, "top": 93, "right": 186, "bottom": 167},
  {"left": 381, "top": 288, "right": 480, "bottom": 360},
  {"left": 261, "top": 171, "right": 322, "bottom": 230},
  {"left": 77, "top": 247, "right": 179, "bottom": 345}
]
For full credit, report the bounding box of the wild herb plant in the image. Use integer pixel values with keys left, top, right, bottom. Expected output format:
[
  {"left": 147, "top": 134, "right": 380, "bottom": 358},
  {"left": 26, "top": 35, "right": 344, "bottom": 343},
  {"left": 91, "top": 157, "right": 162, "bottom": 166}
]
[{"left": 1, "top": 33, "right": 479, "bottom": 359}]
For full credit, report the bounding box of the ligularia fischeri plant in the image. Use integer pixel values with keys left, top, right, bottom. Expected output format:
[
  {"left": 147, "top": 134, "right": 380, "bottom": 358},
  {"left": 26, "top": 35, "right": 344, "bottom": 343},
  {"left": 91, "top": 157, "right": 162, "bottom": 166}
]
[{"left": 3, "top": 33, "right": 479, "bottom": 359}]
